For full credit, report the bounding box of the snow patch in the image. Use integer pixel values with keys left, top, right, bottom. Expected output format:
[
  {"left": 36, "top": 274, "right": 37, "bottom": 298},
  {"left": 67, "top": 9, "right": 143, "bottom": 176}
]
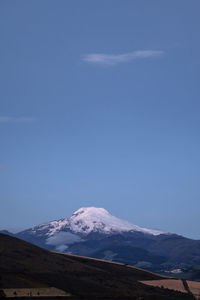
[
  {"left": 34, "top": 219, "right": 69, "bottom": 237},
  {"left": 68, "top": 207, "right": 163, "bottom": 236}
]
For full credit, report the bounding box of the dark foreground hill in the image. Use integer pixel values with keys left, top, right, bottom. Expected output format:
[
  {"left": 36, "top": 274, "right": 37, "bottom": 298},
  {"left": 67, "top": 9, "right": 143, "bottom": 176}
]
[{"left": 0, "top": 234, "right": 194, "bottom": 299}]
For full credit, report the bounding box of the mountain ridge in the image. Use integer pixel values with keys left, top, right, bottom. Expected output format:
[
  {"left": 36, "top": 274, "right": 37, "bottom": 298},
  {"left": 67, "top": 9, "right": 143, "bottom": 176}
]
[{"left": 17, "top": 206, "right": 166, "bottom": 238}]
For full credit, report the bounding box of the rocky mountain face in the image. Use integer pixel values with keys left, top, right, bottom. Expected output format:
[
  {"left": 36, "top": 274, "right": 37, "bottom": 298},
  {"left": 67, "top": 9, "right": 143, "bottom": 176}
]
[{"left": 2, "top": 207, "right": 200, "bottom": 276}]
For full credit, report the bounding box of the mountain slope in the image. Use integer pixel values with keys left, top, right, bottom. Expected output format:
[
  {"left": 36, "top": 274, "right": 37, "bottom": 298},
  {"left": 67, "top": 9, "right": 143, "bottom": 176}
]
[
  {"left": 17, "top": 207, "right": 164, "bottom": 239},
  {"left": 15, "top": 207, "right": 166, "bottom": 252},
  {"left": 67, "top": 207, "right": 163, "bottom": 235},
  {"left": 0, "top": 233, "right": 193, "bottom": 299}
]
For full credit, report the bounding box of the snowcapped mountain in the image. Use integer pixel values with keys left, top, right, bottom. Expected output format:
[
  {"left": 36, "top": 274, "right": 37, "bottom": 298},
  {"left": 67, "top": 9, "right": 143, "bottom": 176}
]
[
  {"left": 14, "top": 207, "right": 169, "bottom": 256},
  {"left": 67, "top": 207, "right": 163, "bottom": 235},
  {"left": 20, "top": 207, "right": 164, "bottom": 239}
]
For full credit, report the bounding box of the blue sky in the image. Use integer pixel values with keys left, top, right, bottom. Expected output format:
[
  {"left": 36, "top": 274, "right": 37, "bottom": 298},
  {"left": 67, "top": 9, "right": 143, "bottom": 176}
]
[{"left": 0, "top": 0, "right": 200, "bottom": 239}]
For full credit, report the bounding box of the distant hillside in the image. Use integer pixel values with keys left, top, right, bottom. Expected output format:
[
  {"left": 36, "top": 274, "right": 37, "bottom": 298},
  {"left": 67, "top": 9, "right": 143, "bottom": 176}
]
[{"left": 0, "top": 233, "right": 193, "bottom": 299}]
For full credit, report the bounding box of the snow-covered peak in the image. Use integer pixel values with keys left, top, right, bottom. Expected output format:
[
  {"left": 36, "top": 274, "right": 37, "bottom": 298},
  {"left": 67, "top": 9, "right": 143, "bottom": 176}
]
[
  {"left": 24, "top": 206, "right": 164, "bottom": 238},
  {"left": 72, "top": 207, "right": 110, "bottom": 218},
  {"left": 68, "top": 207, "right": 163, "bottom": 236}
]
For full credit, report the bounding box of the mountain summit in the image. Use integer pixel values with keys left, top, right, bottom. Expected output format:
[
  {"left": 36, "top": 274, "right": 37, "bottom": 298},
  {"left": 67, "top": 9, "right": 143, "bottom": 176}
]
[
  {"left": 21, "top": 207, "right": 164, "bottom": 238},
  {"left": 68, "top": 207, "right": 163, "bottom": 236}
]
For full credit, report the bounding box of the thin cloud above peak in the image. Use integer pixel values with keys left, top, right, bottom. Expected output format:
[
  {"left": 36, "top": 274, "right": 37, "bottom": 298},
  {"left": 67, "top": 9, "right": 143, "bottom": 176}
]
[
  {"left": 83, "top": 50, "right": 164, "bottom": 66},
  {"left": 0, "top": 116, "right": 35, "bottom": 123}
]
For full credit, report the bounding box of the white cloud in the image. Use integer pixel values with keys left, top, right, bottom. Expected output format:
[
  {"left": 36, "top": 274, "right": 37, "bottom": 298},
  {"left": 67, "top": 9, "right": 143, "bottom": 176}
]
[
  {"left": 46, "top": 231, "right": 83, "bottom": 246},
  {"left": 0, "top": 116, "right": 35, "bottom": 123},
  {"left": 55, "top": 244, "right": 69, "bottom": 252},
  {"left": 83, "top": 50, "right": 164, "bottom": 66}
]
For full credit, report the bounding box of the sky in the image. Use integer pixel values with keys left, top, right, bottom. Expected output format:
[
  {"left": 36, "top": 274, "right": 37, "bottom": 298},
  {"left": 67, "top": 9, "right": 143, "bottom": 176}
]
[{"left": 0, "top": 0, "right": 200, "bottom": 239}]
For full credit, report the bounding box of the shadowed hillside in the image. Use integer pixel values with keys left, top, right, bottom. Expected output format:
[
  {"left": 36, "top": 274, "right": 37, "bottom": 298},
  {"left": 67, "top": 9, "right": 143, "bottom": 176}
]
[{"left": 0, "top": 234, "right": 194, "bottom": 299}]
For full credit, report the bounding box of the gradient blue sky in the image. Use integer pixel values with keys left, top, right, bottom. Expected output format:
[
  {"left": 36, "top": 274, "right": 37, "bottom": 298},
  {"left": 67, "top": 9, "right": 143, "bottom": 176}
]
[{"left": 0, "top": 1, "right": 200, "bottom": 239}]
